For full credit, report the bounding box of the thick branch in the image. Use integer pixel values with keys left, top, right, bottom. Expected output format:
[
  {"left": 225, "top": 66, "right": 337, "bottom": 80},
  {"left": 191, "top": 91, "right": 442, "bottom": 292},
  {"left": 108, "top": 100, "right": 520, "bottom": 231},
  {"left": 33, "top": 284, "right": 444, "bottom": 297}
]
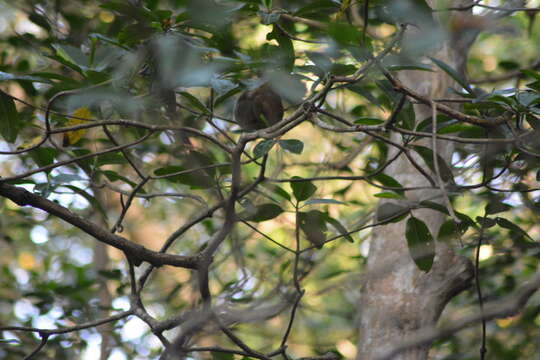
[{"left": 0, "top": 183, "right": 198, "bottom": 269}]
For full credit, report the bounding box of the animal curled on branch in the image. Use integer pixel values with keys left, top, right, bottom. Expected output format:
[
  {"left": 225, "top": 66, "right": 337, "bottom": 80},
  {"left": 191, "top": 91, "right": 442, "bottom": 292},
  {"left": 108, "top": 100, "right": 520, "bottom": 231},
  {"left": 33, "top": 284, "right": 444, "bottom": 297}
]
[{"left": 234, "top": 83, "right": 284, "bottom": 131}]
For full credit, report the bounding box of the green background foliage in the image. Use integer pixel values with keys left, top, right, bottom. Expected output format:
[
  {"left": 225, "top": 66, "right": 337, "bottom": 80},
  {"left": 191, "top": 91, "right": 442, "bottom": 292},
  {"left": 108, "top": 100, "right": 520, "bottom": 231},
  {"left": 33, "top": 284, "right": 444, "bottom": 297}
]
[{"left": 1, "top": 0, "right": 540, "bottom": 359}]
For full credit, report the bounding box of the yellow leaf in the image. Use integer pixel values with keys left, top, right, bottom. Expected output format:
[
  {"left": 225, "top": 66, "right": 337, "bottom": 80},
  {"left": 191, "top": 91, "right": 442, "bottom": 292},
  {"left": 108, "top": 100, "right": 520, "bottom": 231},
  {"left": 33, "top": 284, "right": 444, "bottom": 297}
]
[
  {"left": 18, "top": 252, "right": 37, "bottom": 270},
  {"left": 63, "top": 107, "right": 91, "bottom": 146},
  {"left": 17, "top": 135, "right": 44, "bottom": 150}
]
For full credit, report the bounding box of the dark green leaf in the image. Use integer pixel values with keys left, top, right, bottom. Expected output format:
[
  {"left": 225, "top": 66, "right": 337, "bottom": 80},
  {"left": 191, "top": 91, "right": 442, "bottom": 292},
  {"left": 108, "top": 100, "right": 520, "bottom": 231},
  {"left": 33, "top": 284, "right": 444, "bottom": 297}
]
[
  {"left": 270, "top": 185, "right": 291, "bottom": 201},
  {"left": 304, "top": 198, "right": 346, "bottom": 206},
  {"left": 328, "top": 22, "right": 361, "bottom": 46},
  {"left": 476, "top": 216, "right": 496, "bottom": 228},
  {"left": 98, "top": 269, "right": 122, "bottom": 280},
  {"left": 0, "top": 90, "right": 21, "bottom": 143},
  {"left": 100, "top": 170, "right": 137, "bottom": 188},
  {"left": 397, "top": 100, "right": 415, "bottom": 130},
  {"left": 278, "top": 139, "right": 304, "bottom": 154},
  {"left": 30, "top": 147, "right": 57, "bottom": 169},
  {"left": 437, "top": 123, "right": 473, "bottom": 134},
  {"left": 376, "top": 202, "right": 411, "bottom": 223},
  {"left": 485, "top": 201, "right": 512, "bottom": 215},
  {"left": 411, "top": 145, "right": 454, "bottom": 183},
  {"left": 291, "top": 177, "right": 317, "bottom": 201},
  {"left": 418, "top": 200, "right": 449, "bottom": 215},
  {"left": 153, "top": 165, "right": 214, "bottom": 189},
  {"left": 325, "top": 216, "right": 354, "bottom": 243},
  {"left": 355, "top": 117, "right": 384, "bottom": 125},
  {"left": 387, "top": 64, "right": 433, "bottom": 72},
  {"left": 214, "top": 87, "right": 242, "bottom": 108},
  {"left": 372, "top": 173, "right": 404, "bottom": 195},
  {"left": 299, "top": 210, "right": 327, "bottom": 248},
  {"left": 211, "top": 352, "right": 234, "bottom": 360},
  {"left": 29, "top": 12, "right": 51, "bottom": 31},
  {"left": 438, "top": 220, "right": 459, "bottom": 242},
  {"left": 430, "top": 56, "right": 474, "bottom": 95},
  {"left": 496, "top": 217, "right": 533, "bottom": 240},
  {"left": 306, "top": 51, "right": 333, "bottom": 72},
  {"left": 96, "top": 152, "right": 126, "bottom": 166},
  {"left": 178, "top": 91, "right": 209, "bottom": 114},
  {"left": 240, "top": 203, "right": 284, "bottom": 222},
  {"left": 253, "top": 139, "right": 276, "bottom": 158},
  {"left": 406, "top": 216, "right": 435, "bottom": 272}
]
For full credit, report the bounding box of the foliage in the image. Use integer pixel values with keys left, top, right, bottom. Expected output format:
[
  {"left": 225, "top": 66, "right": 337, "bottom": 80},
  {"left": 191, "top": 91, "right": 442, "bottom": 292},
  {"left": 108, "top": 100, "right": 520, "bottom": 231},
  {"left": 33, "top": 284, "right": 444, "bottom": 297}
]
[{"left": 0, "top": 0, "right": 540, "bottom": 359}]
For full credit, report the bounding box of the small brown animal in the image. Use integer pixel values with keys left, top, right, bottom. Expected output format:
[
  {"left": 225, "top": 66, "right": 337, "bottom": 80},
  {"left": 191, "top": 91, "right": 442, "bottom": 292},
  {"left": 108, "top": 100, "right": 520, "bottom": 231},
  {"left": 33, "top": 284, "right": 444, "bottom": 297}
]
[{"left": 234, "top": 83, "right": 284, "bottom": 131}]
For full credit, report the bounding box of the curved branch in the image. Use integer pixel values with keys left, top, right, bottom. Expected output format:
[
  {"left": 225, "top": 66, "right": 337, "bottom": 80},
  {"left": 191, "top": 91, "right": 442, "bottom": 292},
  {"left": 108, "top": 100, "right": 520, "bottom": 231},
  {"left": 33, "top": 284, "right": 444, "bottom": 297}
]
[{"left": 0, "top": 183, "right": 198, "bottom": 269}]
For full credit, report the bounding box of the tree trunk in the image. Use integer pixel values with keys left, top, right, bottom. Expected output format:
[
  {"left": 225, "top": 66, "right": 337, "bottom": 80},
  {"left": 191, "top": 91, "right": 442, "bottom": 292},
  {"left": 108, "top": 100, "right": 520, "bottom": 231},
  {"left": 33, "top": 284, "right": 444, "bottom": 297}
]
[{"left": 356, "top": 2, "right": 477, "bottom": 359}]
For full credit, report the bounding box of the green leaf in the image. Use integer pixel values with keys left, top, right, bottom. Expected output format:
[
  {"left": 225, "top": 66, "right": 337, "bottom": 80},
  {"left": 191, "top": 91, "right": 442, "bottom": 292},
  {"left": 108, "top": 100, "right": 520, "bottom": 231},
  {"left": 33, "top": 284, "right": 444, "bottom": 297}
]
[
  {"left": 520, "top": 69, "right": 540, "bottom": 81},
  {"left": 406, "top": 216, "right": 435, "bottom": 272},
  {"left": 373, "top": 192, "right": 404, "bottom": 199},
  {"left": 178, "top": 91, "right": 209, "bottom": 114},
  {"left": 270, "top": 185, "right": 291, "bottom": 201},
  {"left": 375, "top": 202, "right": 410, "bottom": 223},
  {"left": 437, "top": 123, "right": 472, "bottom": 134},
  {"left": 397, "top": 100, "right": 415, "bottom": 130},
  {"left": 372, "top": 173, "right": 404, "bottom": 195},
  {"left": 304, "top": 198, "right": 346, "bottom": 206},
  {"left": 214, "top": 87, "right": 242, "bottom": 108},
  {"left": 485, "top": 200, "right": 512, "bottom": 215},
  {"left": 476, "top": 216, "right": 496, "bottom": 228},
  {"left": 0, "top": 71, "right": 51, "bottom": 83},
  {"left": 240, "top": 203, "right": 284, "bottom": 222},
  {"left": 495, "top": 217, "right": 533, "bottom": 241},
  {"left": 278, "top": 139, "right": 304, "bottom": 154},
  {"left": 387, "top": 64, "right": 433, "bottom": 72},
  {"left": 153, "top": 165, "right": 214, "bottom": 189},
  {"left": 63, "top": 185, "right": 106, "bottom": 216},
  {"left": 429, "top": 57, "right": 474, "bottom": 95},
  {"left": 30, "top": 147, "right": 57, "bottom": 169},
  {"left": 325, "top": 216, "right": 354, "bottom": 243},
  {"left": 418, "top": 200, "right": 449, "bottom": 215},
  {"left": 354, "top": 117, "right": 384, "bottom": 125},
  {"left": 438, "top": 219, "right": 459, "bottom": 242},
  {"left": 291, "top": 177, "right": 317, "bottom": 201},
  {"left": 328, "top": 22, "right": 362, "bottom": 46},
  {"left": 211, "top": 352, "right": 234, "bottom": 360},
  {"left": 28, "top": 12, "right": 51, "bottom": 31},
  {"left": 100, "top": 170, "right": 137, "bottom": 188},
  {"left": 96, "top": 152, "right": 126, "bottom": 166},
  {"left": 98, "top": 269, "right": 122, "bottom": 280},
  {"left": 253, "top": 139, "right": 276, "bottom": 158},
  {"left": 0, "top": 90, "right": 21, "bottom": 143},
  {"left": 411, "top": 145, "right": 454, "bottom": 183},
  {"left": 306, "top": 51, "right": 333, "bottom": 72},
  {"left": 267, "top": 24, "right": 294, "bottom": 71},
  {"left": 299, "top": 210, "right": 327, "bottom": 248}
]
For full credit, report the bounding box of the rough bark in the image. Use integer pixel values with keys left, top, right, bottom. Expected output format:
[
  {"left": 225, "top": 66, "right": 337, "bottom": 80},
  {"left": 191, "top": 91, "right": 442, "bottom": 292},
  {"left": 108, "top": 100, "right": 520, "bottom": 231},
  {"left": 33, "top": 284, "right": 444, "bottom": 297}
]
[{"left": 356, "top": 2, "right": 477, "bottom": 359}]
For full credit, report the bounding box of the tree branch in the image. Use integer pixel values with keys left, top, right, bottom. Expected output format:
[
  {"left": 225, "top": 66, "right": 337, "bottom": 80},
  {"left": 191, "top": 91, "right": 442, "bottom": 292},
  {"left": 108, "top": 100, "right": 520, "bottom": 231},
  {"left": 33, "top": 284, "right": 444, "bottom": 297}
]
[{"left": 0, "top": 183, "right": 198, "bottom": 268}]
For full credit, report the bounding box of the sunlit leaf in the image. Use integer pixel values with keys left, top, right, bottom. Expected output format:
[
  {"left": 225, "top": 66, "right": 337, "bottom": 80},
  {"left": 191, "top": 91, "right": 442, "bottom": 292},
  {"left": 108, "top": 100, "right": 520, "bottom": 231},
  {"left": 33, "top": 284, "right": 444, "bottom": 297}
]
[{"left": 63, "top": 107, "right": 92, "bottom": 146}]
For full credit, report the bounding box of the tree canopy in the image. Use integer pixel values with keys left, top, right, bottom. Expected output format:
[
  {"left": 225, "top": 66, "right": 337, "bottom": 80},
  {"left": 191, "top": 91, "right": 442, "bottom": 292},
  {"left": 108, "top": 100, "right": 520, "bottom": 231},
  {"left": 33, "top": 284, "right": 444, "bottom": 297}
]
[{"left": 1, "top": 1, "right": 540, "bottom": 359}]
